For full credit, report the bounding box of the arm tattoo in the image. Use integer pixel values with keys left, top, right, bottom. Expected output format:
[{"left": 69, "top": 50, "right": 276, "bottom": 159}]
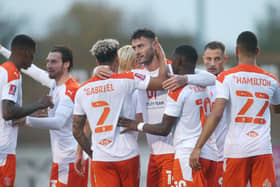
[{"left": 73, "top": 115, "right": 92, "bottom": 157}]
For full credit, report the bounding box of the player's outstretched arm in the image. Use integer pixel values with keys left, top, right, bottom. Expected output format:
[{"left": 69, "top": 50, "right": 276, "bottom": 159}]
[
  {"left": 0, "top": 44, "right": 11, "bottom": 59},
  {"left": 119, "top": 114, "right": 177, "bottom": 136},
  {"left": 21, "top": 64, "right": 53, "bottom": 88},
  {"left": 73, "top": 114, "right": 92, "bottom": 157},
  {"left": 0, "top": 44, "right": 53, "bottom": 88},
  {"left": 162, "top": 69, "right": 216, "bottom": 91},
  {"left": 17, "top": 98, "right": 73, "bottom": 130},
  {"left": 2, "top": 96, "right": 53, "bottom": 121},
  {"left": 189, "top": 98, "right": 226, "bottom": 170}
]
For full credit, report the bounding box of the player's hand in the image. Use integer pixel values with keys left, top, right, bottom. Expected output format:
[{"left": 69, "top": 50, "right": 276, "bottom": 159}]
[
  {"left": 94, "top": 66, "right": 113, "bottom": 79},
  {"left": 12, "top": 117, "right": 26, "bottom": 127},
  {"left": 153, "top": 37, "right": 166, "bottom": 64},
  {"left": 118, "top": 117, "right": 138, "bottom": 133},
  {"left": 37, "top": 96, "right": 54, "bottom": 109},
  {"left": 189, "top": 148, "right": 202, "bottom": 170},
  {"left": 162, "top": 73, "right": 188, "bottom": 91},
  {"left": 74, "top": 155, "right": 87, "bottom": 176}
]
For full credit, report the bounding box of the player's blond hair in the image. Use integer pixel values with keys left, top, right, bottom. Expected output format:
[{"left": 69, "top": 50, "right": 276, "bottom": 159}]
[{"left": 118, "top": 45, "right": 136, "bottom": 73}]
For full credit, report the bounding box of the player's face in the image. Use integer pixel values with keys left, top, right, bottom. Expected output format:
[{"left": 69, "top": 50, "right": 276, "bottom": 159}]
[
  {"left": 46, "top": 52, "right": 65, "bottom": 79},
  {"left": 203, "top": 48, "right": 226, "bottom": 76},
  {"left": 21, "top": 48, "right": 35, "bottom": 69},
  {"left": 171, "top": 55, "right": 181, "bottom": 74},
  {"left": 132, "top": 37, "right": 154, "bottom": 66}
]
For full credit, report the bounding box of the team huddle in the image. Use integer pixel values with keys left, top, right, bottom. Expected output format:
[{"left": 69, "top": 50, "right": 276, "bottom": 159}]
[{"left": 0, "top": 29, "right": 279, "bottom": 187}]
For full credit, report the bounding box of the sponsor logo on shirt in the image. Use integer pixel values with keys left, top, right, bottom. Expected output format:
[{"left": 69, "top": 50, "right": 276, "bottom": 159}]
[
  {"left": 8, "top": 84, "right": 16, "bottom": 95},
  {"left": 246, "top": 131, "right": 259, "bottom": 138},
  {"left": 134, "top": 73, "right": 146, "bottom": 80},
  {"left": 98, "top": 138, "right": 112, "bottom": 146}
]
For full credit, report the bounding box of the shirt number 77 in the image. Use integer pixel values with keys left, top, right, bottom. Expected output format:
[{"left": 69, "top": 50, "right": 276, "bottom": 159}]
[{"left": 235, "top": 90, "right": 269, "bottom": 125}]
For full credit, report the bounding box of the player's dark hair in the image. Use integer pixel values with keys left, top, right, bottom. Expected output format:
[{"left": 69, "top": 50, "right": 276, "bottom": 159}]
[
  {"left": 50, "top": 46, "right": 73, "bottom": 71},
  {"left": 11, "top": 34, "right": 36, "bottom": 51},
  {"left": 174, "top": 45, "right": 198, "bottom": 66},
  {"left": 237, "top": 31, "right": 258, "bottom": 56},
  {"left": 130, "top": 29, "right": 156, "bottom": 41},
  {"left": 204, "top": 41, "right": 225, "bottom": 54},
  {"left": 172, "top": 45, "right": 198, "bottom": 74}
]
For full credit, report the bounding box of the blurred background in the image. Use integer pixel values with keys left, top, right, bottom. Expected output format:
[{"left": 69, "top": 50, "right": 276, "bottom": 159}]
[{"left": 1, "top": 0, "right": 280, "bottom": 186}]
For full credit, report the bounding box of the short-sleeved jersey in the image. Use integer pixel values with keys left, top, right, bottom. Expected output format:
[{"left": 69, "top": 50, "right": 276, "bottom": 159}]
[
  {"left": 216, "top": 64, "right": 280, "bottom": 158},
  {"left": 49, "top": 78, "right": 79, "bottom": 164},
  {"left": 208, "top": 85, "right": 230, "bottom": 161},
  {"left": 164, "top": 85, "right": 218, "bottom": 161},
  {"left": 74, "top": 72, "right": 150, "bottom": 162},
  {"left": 0, "top": 62, "right": 22, "bottom": 155},
  {"left": 134, "top": 65, "right": 175, "bottom": 155}
]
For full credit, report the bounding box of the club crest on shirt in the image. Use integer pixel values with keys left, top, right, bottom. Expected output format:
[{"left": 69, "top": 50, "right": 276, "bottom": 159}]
[
  {"left": 8, "top": 84, "right": 16, "bottom": 95},
  {"left": 134, "top": 73, "right": 146, "bottom": 80},
  {"left": 98, "top": 138, "right": 112, "bottom": 146}
]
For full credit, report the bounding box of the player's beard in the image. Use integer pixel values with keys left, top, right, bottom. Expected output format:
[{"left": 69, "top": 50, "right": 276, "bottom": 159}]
[
  {"left": 141, "top": 49, "right": 154, "bottom": 66},
  {"left": 48, "top": 66, "right": 64, "bottom": 79}
]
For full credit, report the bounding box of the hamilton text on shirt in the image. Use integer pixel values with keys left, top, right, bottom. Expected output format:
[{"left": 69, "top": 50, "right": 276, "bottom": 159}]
[{"left": 233, "top": 75, "right": 271, "bottom": 87}]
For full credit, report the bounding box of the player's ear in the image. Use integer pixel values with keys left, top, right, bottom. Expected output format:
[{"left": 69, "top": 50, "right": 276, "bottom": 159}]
[
  {"left": 235, "top": 46, "right": 239, "bottom": 56},
  {"left": 115, "top": 56, "right": 119, "bottom": 64},
  {"left": 223, "top": 55, "right": 228, "bottom": 64},
  {"left": 256, "top": 47, "right": 259, "bottom": 55},
  {"left": 202, "top": 55, "right": 207, "bottom": 64},
  {"left": 63, "top": 61, "right": 70, "bottom": 70},
  {"left": 96, "top": 59, "right": 100, "bottom": 65}
]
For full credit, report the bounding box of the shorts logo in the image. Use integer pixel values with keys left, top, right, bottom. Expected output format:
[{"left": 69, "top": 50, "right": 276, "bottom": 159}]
[
  {"left": 50, "top": 180, "right": 57, "bottom": 187},
  {"left": 134, "top": 73, "right": 146, "bottom": 80},
  {"left": 218, "top": 177, "right": 223, "bottom": 185},
  {"left": 98, "top": 138, "right": 112, "bottom": 146},
  {"left": 262, "top": 178, "right": 272, "bottom": 187},
  {"left": 3, "top": 176, "right": 12, "bottom": 186},
  {"left": 8, "top": 85, "right": 16, "bottom": 95},
  {"left": 246, "top": 131, "right": 259, "bottom": 138}
]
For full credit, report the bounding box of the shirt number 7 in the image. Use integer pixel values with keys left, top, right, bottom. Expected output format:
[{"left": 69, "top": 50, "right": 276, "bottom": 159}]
[{"left": 92, "top": 101, "right": 113, "bottom": 133}]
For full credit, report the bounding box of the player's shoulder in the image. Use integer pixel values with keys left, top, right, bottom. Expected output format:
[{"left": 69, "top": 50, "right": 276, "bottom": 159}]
[
  {"left": 0, "top": 62, "right": 21, "bottom": 83},
  {"left": 217, "top": 65, "right": 243, "bottom": 83},
  {"left": 168, "top": 85, "right": 187, "bottom": 102},
  {"left": 111, "top": 72, "right": 134, "bottom": 80},
  {"left": 218, "top": 64, "right": 280, "bottom": 85},
  {"left": 252, "top": 66, "right": 280, "bottom": 84},
  {"left": 65, "top": 78, "right": 80, "bottom": 102}
]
